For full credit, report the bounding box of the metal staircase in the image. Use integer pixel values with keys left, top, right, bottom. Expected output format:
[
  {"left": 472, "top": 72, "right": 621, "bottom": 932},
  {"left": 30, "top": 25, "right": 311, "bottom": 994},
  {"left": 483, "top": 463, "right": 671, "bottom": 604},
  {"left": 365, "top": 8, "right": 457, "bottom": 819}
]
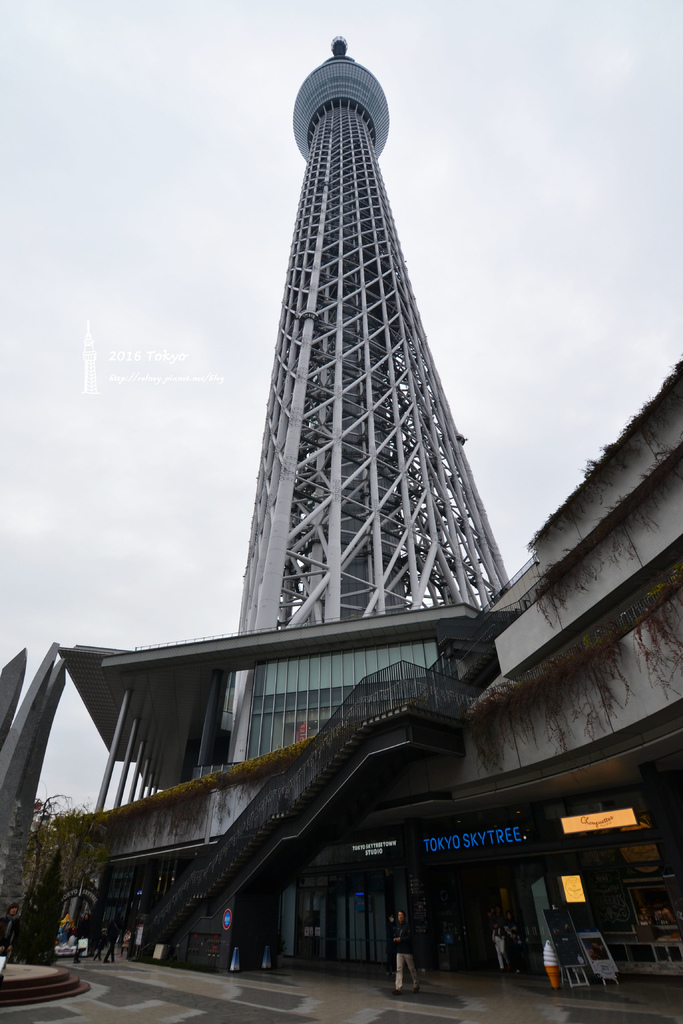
[{"left": 144, "top": 660, "right": 478, "bottom": 948}]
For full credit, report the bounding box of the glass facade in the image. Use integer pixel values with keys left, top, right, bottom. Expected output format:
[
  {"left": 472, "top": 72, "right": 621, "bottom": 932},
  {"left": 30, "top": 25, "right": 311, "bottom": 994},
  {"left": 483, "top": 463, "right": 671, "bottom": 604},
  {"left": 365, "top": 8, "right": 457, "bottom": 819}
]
[{"left": 247, "top": 640, "right": 438, "bottom": 758}]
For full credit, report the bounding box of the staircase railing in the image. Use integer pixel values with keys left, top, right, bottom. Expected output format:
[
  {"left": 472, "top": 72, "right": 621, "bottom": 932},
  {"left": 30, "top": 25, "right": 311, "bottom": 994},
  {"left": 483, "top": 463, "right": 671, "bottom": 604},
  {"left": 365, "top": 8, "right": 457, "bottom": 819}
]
[{"left": 145, "top": 659, "right": 478, "bottom": 944}]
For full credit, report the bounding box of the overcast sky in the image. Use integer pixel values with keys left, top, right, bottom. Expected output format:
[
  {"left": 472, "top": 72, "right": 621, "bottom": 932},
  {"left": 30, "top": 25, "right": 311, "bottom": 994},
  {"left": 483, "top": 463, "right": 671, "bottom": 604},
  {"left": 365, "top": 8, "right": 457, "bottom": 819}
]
[{"left": 1, "top": 0, "right": 681, "bottom": 808}]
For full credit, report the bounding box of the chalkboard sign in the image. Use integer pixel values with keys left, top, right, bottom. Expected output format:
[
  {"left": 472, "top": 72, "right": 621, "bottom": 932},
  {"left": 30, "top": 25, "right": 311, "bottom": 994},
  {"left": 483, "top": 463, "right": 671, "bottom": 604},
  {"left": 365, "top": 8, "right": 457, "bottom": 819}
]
[
  {"left": 544, "top": 909, "right": 587, "bottom": 968},
  {"left": 585, "top": 870, "right": 635, "bottom": 932}
]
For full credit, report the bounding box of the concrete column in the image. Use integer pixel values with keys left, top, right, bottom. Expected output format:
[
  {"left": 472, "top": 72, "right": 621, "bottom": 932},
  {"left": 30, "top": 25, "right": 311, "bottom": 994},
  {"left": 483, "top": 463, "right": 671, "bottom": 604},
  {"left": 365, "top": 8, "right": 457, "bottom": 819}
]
[
  {"left": 139, "top": 858, "right": 158, "bottom": 915},
  {"left": 198, "top": 669, "right": 224, "bottom": 767},
  {"left": 113, "top": 717, "right": 139, "bottom": 809},
  {"left": 96, "top": 688, "right": 132, "bottom": 811},
  {"left": 404, "top": 818, "right": 433, "bottom": 970},
  {"left": 128, "top": 738, "right": 145, "bottom": 804}
]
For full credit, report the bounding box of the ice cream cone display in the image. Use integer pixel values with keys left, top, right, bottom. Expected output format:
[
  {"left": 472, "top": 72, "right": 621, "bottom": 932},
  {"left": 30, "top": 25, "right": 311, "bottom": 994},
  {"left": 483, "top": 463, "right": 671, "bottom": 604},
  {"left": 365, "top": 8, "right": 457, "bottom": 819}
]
[{"left": 543, "top": 940, "right": 561, "bottom": 989}]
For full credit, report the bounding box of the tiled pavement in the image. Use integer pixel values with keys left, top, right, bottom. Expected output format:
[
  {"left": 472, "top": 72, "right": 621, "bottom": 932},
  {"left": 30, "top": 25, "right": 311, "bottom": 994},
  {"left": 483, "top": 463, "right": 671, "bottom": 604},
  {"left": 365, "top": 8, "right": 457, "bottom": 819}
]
[{"left": 0, "top": 960, "right": 682, "bottom": 1024}]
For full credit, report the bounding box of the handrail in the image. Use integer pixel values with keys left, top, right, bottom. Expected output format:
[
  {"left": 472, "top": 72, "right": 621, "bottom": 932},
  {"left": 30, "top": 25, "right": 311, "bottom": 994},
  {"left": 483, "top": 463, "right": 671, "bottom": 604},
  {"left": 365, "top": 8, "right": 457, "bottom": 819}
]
[{"left": 144, "top": 658, "right": 478, "bottom": 944}]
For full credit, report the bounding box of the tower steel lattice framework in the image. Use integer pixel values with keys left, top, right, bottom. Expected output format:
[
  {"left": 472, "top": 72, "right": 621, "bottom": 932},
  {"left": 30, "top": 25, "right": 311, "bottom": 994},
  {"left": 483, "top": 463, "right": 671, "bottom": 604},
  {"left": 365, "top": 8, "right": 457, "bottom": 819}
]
[{"left": 241, "top": 39, "right": 507, "bottom": 633}]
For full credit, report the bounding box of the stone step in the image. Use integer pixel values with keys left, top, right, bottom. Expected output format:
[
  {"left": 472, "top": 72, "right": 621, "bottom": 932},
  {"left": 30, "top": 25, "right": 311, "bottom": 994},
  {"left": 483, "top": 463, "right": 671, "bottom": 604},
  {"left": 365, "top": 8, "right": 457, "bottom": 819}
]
[{"left": 0, "top": 965, "right": 90, "bottom": 1007}]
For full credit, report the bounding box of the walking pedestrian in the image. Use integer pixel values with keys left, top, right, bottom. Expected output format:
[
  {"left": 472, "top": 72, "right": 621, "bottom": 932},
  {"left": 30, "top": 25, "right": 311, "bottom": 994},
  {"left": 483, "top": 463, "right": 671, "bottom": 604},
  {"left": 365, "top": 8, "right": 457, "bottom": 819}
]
[
  {"left": 505, "top": 910, "right": 523, "bottom": 973},
  {"left": 92, "top": 928, "right": 107, "bottom": 961},
  {"left": 391, "top": 910, "right": 420, "bottom": 995},
  {"left": 103, "top": 917, "right": 120, "bottom": 963},
  {"left": 490, "top": 905, "right": 509, "bottom": 971}
]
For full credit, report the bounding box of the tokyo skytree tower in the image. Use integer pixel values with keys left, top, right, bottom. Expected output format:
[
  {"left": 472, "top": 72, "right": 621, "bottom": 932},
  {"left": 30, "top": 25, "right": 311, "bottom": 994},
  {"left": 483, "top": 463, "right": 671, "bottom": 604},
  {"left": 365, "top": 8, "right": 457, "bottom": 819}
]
[{"left": 241, "top": 39, "right": 507, "bottom": 633}]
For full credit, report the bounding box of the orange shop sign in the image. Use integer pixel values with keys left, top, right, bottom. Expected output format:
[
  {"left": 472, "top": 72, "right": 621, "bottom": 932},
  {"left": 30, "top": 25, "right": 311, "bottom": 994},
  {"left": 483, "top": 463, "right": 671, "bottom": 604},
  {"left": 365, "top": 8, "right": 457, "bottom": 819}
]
[{"left": 561, "top": 808, "right": 637, "bottom": 834}]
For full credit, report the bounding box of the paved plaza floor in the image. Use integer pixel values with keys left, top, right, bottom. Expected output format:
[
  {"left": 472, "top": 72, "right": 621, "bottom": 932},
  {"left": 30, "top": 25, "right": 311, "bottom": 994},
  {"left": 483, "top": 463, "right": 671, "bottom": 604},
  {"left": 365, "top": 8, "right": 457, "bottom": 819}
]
[{"left": 0, "top": 960, "right": 681, "bottom": 1024}]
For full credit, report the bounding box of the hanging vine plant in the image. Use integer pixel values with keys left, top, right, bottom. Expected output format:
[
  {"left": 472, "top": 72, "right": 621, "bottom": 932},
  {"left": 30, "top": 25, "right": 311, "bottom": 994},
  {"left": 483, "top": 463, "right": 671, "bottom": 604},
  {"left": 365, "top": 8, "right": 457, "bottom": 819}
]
[
  {"left": 468, "top": 561, "right": 683, "bottom": 770},
  {"left": 105, "top": 738, "right": 312, "bottom": 848},
  {"left": 466, "top": 626, "right": 630, "bottom": 770},
  {"left": 633, "top": 563, "right": 683, "bottom": 699},
  {"left": 535, "top": 438, "right": 683, "bottom": 624},
  {"left": 530, "top": 358, "right": 683, "bottom": 551}
]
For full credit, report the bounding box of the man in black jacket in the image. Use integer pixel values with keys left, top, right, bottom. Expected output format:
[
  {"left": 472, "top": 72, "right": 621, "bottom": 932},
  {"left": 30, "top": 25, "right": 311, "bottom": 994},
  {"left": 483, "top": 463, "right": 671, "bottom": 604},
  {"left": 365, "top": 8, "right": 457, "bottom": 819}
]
[
  {"left": 392, "top": 910, "right": 420, "bottom": 994},
  {"left": 103, "top": 917, "right": 121, "bottom": 963}
]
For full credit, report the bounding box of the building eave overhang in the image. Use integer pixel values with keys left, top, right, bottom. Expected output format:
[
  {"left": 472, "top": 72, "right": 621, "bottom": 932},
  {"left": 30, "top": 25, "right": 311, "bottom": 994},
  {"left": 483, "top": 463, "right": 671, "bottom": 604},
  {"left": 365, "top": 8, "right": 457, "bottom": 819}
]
[
  {"left": 104, "top": 602, "right": 478, "bottom": 672},
  {"left": 61, "top": 603, "right": 478, "bottom": 789}
]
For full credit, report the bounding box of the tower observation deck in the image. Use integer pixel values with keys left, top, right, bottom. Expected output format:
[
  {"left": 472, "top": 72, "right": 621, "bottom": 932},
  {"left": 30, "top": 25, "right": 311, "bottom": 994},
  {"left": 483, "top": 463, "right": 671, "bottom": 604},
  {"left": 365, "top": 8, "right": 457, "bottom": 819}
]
[{"left": 241, "top": 39, "right": 507, "bottom": 632}]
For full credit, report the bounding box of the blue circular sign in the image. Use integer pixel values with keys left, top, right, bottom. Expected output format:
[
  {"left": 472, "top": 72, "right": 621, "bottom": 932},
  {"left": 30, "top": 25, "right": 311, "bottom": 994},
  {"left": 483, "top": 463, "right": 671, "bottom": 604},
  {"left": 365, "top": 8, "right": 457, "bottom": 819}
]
[{"left": 223, "top": 909, "right": 232, "bottom": 931}]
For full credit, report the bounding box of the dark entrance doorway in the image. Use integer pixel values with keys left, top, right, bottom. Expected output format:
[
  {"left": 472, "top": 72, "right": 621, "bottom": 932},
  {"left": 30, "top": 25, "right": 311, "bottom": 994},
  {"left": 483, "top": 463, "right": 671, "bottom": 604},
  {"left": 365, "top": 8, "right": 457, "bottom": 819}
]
[
  {"left": 459, "top": 862, "right": 515, "bottom": 968},
  {"left": 296, "top": 870, "right": 393, "bottom": 962},
  {"left": 429, "top": 859, "right": 547, "bottom": 972}
]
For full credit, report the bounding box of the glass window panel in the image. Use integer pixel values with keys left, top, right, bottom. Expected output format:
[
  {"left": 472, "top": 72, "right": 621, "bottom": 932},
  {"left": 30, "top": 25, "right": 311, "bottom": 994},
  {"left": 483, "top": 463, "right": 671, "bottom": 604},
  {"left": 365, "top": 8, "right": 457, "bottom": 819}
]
[
  {"left": 272, "top": 712, "right": 284, "bottom": 750},
  {"left": 286, "top": 659, "right": 299, "bottom": 692},
  {"left": 353, "top": 650, "right": 367, "bottom": 682},
  {"left": 307, "top": 690, "right": 319, "bottom": 712},
  {"left": 259, "top": 714, "right": 273, "bottom": 755},
  {"left": 400, "top": 643, "right": 415, "bottom": 664},
  {"left": 319, "top": 707, "right": 332, "bottom": 728},
  {"left": 410, "top": 643, "right": 426, "bottom": 667},
  {"left": 285, "top": 692, "right": 297, "bottom": 711},
  {"left": 248, "top": 715, "right": 261, "bottom": 759},
  {"left": 376, "top": 647, "right": 390, "bottom": 670},
  {"left": 331, "top": 686, "right": 343, "bottom": 707},
  {"left": 304, "top": 657, "right": 316, "bottom": 690},
  {"left": 319, "top": 688, "right": 330, "bottom": 708},
  {"left": 262, "top": 694, "right": 274, "bottom": 713},
  {"left": 254, "top": 665, "right": 266, "bottom": 698},
  {"left": 283, "top": 710, "right": 296, "bottom": 747},
  {"left": 342, "top": 651, "right": 355, "bottom": 686},
  {"left": 307, "top": 709, "right": 319, "bottom": 737},
  {"left": 320, "top": 654, "right": 331, "bottom": 689},
  {"left": 424, "top": 641, "right": 438, "bottom": 667},
  {"left": 274, "top": 693, "right": 285, "bottom": 712},
  {"left": 252, "top": 696, "right": 263, "bottom": 714},
  {"left": 387, "top": 646, "right": 401, "bottom": 665},
  {"left": 265, "top": 662, "right": 277, "bottom": 695},
  {"left": 331, "top": 653, "right": 343, "bottom": 687},
  {"left": 276, "top": 661, "right": 288, "bottom": 694},
  {"left": 343, "top": 685, "right": 353, "bottom": 699},
  {"left": 225, "top": 672, "right": 237, "bottom": 713},
  {"left": 365, "top": 648, "right": 378, "bottom": 675}
]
